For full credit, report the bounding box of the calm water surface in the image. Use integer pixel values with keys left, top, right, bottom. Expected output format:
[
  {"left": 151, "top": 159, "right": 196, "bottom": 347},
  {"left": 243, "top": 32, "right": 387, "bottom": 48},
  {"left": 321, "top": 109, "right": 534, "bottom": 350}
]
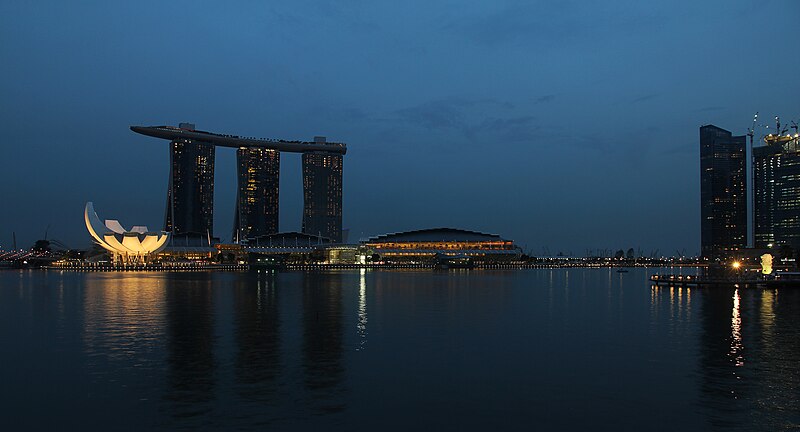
[{"left": 1, "top": 269, "right": 798, "bottom": 431}]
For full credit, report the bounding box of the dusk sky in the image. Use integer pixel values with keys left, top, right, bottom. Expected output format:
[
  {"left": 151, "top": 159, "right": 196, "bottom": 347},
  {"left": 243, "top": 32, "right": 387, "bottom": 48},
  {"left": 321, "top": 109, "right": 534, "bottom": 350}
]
[{"left": 1, "top": 0, "right": 798, "bottom": 256}]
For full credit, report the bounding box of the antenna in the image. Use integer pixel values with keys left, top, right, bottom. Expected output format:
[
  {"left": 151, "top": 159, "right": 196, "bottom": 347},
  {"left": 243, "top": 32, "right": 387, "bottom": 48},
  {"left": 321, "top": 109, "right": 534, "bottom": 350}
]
[{"left": 746, "top": 112, "right": 758, "bottom": 249}]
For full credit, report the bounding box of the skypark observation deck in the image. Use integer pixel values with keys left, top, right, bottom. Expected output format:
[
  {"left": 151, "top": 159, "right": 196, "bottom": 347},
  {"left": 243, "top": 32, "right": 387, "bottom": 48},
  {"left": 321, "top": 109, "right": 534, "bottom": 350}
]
[{"left": 130, "top": 125, "right": 347, "bottom": 154}]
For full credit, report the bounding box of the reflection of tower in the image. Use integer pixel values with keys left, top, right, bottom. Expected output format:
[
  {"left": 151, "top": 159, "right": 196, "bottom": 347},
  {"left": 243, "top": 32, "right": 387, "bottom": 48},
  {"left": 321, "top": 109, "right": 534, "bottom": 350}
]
[
  {"left": 302, "top": 272, "right": 344, "bottom": 411},
  {"left": 700, "top": 125, "right": 747, "bottom": 259},
  {"left": 302, "top": 137, "right": 343, "bottom": 243},
  {"left": 164, "top": 274, "right": 215, "bottom": 416},
  {"left": 697, "top": 288, "right": 745, "bottom": 429},
  {"left": 357, "top": 269, "right": 368, "bottom": 351},
  {"left": 234, "top": 147, "right": 280, "bottom": 242},
  {"left": 165, "top": 123, "right": 215, "bottom": 237},
  {"left": 233, "top": 274, "right": 281, "bottom": 399},
  {"left": 695, "top": 287, "right": 800, "bottom": 429}
]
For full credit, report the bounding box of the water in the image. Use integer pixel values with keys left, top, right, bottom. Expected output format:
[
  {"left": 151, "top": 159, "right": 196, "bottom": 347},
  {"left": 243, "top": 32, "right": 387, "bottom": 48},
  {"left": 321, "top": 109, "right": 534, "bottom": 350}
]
[{"left": 1, "top": 268, "right": 798, "bottom": 431}]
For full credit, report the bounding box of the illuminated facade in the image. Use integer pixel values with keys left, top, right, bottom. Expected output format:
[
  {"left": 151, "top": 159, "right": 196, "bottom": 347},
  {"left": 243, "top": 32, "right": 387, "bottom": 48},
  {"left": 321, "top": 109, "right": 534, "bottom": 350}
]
[
  {"left": 132, "top": 125, "right": 347, "bottom": 244},
  {"left": 753, "top": 133, "right": 800, "bottom": 249},
  {"left": 165, "top": 123, "right": 215, "bottom": 238},
  {"left": 363, "top": 228, "right": 520, "bottom": 262},
  {"left": 234, "top": 147, "right": 280, "bottom": 242},
  {"left": 84, "top": 202, "right": 169, "bottom": 263},
  {"left": 700, "top": 125, "right": 747, "bottom": 259},
  {"left": 302, "top": 137, "right": 343, "bottom": 243}
]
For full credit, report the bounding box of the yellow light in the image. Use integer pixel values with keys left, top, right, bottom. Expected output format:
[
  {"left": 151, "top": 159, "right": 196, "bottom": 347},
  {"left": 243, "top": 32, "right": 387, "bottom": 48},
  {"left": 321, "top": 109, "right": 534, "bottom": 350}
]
[
  {"left": 732, "top": 261, "right": 741, "bottom": 270},
  {"left": 761, "top": 254, "right": 773, "bottom": 275}
]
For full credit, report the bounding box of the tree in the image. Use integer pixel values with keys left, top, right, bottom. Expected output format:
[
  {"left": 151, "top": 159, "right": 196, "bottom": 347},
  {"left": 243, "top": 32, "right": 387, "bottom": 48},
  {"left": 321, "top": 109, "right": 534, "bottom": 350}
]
[
  {"left": 32, "top": 240, "right": 51, "bottom": 253},
  {"left": 626, "top": 248, "right": 635, "bottom": 260},
  {"left": 614, "top": 249, "right": 625, "bottom": 259},
  {"left": 779, "top": 244, "right": 794, "bottom": 260}
]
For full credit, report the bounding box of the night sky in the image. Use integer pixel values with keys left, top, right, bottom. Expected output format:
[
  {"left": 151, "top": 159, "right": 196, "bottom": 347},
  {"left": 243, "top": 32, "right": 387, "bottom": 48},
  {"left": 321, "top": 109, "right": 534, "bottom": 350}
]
[{"left": 1, "top": 0, "right": 798, "bottom": 256}]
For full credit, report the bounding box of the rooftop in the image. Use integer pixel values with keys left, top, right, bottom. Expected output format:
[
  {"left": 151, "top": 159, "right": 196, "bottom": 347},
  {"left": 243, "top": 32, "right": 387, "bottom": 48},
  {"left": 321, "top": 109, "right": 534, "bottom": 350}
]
[
  {"left": 131, "top": 125, "right": 347, "bottom": 155},
  {"left": 364, "top": 228, "right": 509, "bottom": 243}
]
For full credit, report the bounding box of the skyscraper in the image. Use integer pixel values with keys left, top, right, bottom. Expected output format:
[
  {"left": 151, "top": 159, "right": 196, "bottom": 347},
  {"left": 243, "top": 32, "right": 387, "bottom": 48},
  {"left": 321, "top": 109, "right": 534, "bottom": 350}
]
[
  {"left": 132, "top": 125, "right": 347, "bottom": 244},
  {"left": 700, "top": 125, "right": 747, "bottom": 259},
  {"left": 165, "top": 123, "right": 215, "bottom": 238},
  {"left": 302, "top": 137, "right": 343, "bottom": 243},
  {"left": 234, "top": 147, "right": 280, "bottom": 242},
  {"left": 753, "top": 133, "right": 800, "bottom": 249}
]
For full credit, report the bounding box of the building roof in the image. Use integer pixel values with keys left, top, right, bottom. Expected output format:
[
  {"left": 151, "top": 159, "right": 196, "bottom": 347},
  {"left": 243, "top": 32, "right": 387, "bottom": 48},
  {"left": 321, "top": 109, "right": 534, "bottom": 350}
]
[
  {"left": 246, "top": 231, "right": 331, "bottom": 247},
  {"left": 131, "top": 125, "right": 347, "bottom": 155},
  {"left": 364, "top": 228, "right": 508, "bottom": 243}
]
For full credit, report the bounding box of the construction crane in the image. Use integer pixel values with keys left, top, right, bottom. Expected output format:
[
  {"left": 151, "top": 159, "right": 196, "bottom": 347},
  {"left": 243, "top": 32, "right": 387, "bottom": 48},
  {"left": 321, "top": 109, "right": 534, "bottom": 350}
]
[
  {"left": 776, "top": 115, "right": 789, "bottom": 135},
  {"left": 747, "top": 112, "right": 759, "bottom": 145}
]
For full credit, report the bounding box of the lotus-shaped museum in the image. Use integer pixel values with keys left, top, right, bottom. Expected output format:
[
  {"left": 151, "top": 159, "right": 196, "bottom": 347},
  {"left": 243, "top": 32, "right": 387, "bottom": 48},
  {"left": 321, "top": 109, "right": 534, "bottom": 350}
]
[{"left": 84, "top": 202, "right": 170, "bottom": 263}]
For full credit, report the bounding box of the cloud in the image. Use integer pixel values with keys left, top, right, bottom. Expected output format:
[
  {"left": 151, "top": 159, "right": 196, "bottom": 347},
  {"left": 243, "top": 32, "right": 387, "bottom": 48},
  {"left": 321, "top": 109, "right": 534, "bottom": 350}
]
[
  {"left": 468, "top": 116, "right": 538, "bottom": 142},
  {"left": 394, "top": 100, "right": 465, "bottom": 130},
  {"left": 694, "top": 106, "right": 725, "bottom": 112},
  {"left": 392, "top": 97, "right": 514, "bottom": 131},
  {"left": 534, "top": 94, "right": 556, "bottom": 104},
  {"left": 440, "top": 3, "right": 669, "bottom": 48},
  {"left": 440, "top": 5, "right": 573, "bottom": 47},
  {"left": 380, "top": 97, "right": 542, "bottom": 145},
  {"left": 632, "top": 94, "right": 658, "bottom": 104}
]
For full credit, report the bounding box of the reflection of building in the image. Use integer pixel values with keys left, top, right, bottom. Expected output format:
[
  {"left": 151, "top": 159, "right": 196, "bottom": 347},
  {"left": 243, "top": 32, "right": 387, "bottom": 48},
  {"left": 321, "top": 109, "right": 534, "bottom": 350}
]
[
  {"left": 695, "top": 285, "right": 800, "bottom": 429},
  {"left": 165, "top": 123, "right": 215, "bottom": 239},
  {"left": 753, "top": 133, "right": 800, "bottom": 249},
  {"left": 234, "top": 147, "right": 280, "bottom": 242},
  {"left": 233, "top": 275, "right": 280, "bottom": 398},
  {"left": 302, "top": 272, "right": 344, "bottom": 410},
  {"left": 700, "top": 125, "right": 747, "bottom": 259},
  {"left": 84, "top": 202, "right": 169, "bottom": 263},
  {"left": 363, "top": 228, "right": 521, "bottom": 263},
  {"left": 302, "top": 139, "right": 343, "bottom": 243},
  {"left": 164, "top": 274, "right": 216, "bottom": 415}
]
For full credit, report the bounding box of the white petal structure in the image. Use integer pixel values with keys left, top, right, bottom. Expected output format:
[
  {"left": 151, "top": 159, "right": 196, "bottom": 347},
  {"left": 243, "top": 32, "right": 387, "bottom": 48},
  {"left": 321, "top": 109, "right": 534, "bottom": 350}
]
[{"left": 85, "top": 202, "right": 169, "bottom": 263}]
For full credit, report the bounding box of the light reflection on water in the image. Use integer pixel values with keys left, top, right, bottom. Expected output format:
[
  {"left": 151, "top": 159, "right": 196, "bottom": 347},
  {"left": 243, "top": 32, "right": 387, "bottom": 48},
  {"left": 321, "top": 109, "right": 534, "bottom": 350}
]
[
  {"left": 1, "top": 269, "right": 799, "bottom": 431},
  {"left": 356, "top": 269, "right": 368, "bottom": 351}
]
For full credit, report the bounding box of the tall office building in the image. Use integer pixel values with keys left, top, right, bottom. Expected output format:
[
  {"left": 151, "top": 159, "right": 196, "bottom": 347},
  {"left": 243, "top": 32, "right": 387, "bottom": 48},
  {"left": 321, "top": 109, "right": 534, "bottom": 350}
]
[
  {"left": 700, "top": 125, "right": 747, "bottom": 259},
  {"left": 165, "top": 123, "right": 216, "bottom": 237},
  {"left": 753, "top": 133, "right": 800, "bottom": 249},
  {"left": 132, "top": 124, "right": 347, "bottom": 244},
  {"left": 234, "top": 147, "right": 280, "bottom": 242},
  {"left": 302, "top": 137, "right": 343, "bottom": 243}
]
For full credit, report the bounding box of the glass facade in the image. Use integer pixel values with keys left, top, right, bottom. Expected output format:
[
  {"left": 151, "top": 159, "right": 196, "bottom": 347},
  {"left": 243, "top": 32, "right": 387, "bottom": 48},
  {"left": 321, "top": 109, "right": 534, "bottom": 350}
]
[
  {"left": 141, "top": 125, "right": 346, "bottom": 244},
  {"left": 753, "top": 136, "right": 800, "bottom": 249},
  {"left": 302, "top": 149, "right": 343, "bottom": 243},
  {"left": 234, "top": 147, "right": 280, "bottom": 242},
  {"left": 165, "top": 135, "right": 215, "bottom": 238},
  {"left": 700, "top": 125, "right": 747, "bottom": 259}
]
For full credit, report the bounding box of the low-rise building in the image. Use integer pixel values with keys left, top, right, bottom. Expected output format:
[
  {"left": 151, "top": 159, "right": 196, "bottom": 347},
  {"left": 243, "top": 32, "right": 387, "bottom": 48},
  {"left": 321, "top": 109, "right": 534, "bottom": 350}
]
[{"left": 362, "top": 228, "right": 521, "bottom": 263}]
